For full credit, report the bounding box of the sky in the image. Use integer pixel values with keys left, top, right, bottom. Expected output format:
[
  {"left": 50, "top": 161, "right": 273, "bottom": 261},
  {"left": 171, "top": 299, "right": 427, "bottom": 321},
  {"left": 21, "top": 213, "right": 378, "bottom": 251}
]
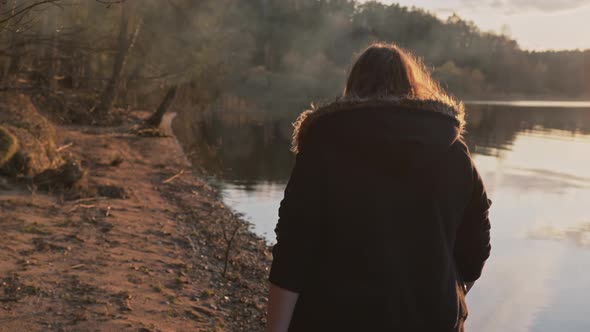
[{"left": 360, "top": 0, "right": 590, "bottom": 51}]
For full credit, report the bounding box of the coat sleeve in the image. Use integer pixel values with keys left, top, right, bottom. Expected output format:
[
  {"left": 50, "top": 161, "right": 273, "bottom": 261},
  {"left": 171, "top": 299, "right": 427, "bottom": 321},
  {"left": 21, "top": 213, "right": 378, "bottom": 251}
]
[
  {"left": 269, "top": 152, "right": 317, "bottom": 292},
  {"left": 454, "top": 150, "right": 492, "bottom": 283}
]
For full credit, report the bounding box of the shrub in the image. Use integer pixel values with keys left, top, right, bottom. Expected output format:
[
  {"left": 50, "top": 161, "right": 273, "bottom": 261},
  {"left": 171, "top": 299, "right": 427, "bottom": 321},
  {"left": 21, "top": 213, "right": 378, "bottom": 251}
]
[{"left": 0, "top": 126, "right": 18, "bottom": 167}]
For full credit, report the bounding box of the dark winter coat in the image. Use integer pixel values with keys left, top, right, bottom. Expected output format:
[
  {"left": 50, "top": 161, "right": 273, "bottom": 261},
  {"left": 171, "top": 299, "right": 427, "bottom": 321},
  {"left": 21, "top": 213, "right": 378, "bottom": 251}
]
[{"left": 269, "top": 98, "right": 492, "bottom": 332}]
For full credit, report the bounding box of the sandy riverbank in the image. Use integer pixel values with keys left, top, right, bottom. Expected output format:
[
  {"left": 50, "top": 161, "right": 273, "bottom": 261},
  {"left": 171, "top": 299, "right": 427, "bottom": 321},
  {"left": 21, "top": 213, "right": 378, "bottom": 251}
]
[{"left": 0, "top": 111, "right": 270, "bottom": 331}]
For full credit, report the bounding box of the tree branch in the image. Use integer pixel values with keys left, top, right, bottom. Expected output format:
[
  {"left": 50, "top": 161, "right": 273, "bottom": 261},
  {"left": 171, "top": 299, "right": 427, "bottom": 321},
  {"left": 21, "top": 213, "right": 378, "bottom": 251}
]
[{"left": 0, "top": 0, "right": 62, "bottom": 25}]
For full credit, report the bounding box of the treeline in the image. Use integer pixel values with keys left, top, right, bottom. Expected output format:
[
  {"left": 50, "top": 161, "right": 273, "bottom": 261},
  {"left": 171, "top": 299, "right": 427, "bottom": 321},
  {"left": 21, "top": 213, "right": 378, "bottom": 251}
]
[
  {"left": 231, "top": 0, "right": 590, "bottom": 101},
  {"left": 0, "top": 0, "right": 588, "bottom": 121}
]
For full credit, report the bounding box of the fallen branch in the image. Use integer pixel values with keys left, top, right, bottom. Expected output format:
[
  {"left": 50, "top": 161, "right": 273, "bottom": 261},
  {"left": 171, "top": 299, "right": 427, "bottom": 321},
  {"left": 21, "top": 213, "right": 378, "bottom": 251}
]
[
  {"left": 56, "top": 142, "right": 74, "bottom": 152},
  {"left": 185, "top": 235, "right": 198, "bottom": 256},
  {"left": 67, "top": 204, "right": 97, "bottom": 213},
  {"left": 163, "top": 170, "right": 185, "bottom": 184},
  {"left": 66, "top": 197, "right": 108, "bottom": 205},
  {"left": 144, "top": 85, "right": 178, "bottom": 128}
]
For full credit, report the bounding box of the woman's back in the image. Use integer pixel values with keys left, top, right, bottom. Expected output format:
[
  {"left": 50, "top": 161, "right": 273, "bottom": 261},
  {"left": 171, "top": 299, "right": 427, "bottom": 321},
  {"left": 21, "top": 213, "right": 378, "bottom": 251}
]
[
  {"left": 266, "top": 44, "right": 491, "bottom": 332},
  {"left": 271, "top": 99, "right": 490, "bottom": 331}
]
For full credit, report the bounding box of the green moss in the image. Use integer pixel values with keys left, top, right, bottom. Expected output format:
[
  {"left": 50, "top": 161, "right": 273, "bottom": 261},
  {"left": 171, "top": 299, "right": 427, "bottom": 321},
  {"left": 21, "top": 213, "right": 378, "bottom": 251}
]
[{"left": 0, "top": 126, "right": 18, "bottom": 167}]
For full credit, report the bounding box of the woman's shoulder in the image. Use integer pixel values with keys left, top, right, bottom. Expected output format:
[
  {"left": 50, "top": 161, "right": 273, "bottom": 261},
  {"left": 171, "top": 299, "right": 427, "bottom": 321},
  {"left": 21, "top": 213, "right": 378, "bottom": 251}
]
[
  {"left": 450, "top": 138, "right": 470, "bottom": 154},
  {"left": 437, "top": 139, "right": 474, "bottom": 171},
  {"left": 293, "top": 97, "right": 464, "bottom": 154},
  {"left": 443, "top": 139, "right": 479, "bottom": 180}
]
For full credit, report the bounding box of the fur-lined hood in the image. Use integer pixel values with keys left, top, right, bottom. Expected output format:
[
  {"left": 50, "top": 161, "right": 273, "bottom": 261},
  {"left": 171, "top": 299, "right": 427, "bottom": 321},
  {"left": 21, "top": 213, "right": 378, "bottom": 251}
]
[{"left": 292, "top": 97, "right": 465, "bottom": 154}]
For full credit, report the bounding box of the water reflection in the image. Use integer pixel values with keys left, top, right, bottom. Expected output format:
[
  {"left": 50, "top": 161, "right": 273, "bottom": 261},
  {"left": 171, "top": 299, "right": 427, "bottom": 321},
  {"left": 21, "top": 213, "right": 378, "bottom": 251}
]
[
  {"left": 467, "top": 101, "right": 590, "bottom": 108},
  {"left": 174, "top": 109, "right": 295, "bottom": 185},
  {"left": 484, "top": 167, "right": 590, "bottom": 193},
  {"left": 173, "top": 103, "right": 590, "bottom": 332},
  {"left": 175, "top": 105, "right": 590, "bottom": 184},
  {"left": 465, "top": 105, "right": 590, "bottom": 157}
]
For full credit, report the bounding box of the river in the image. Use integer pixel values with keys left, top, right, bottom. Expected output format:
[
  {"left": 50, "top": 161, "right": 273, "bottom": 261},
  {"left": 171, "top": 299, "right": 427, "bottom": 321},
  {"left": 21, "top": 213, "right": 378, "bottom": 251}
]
[{"left": 178, "top": 101, "right": 590, "bottom": 332}]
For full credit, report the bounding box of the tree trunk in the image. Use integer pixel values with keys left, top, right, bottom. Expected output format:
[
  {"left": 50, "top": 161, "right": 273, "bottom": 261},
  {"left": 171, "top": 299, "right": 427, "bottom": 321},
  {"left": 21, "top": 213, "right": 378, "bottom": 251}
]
[
  {"left": 94, "top": 4, "right": 129, "bottom": 115},
  {"left": 117, "top": 18, "right": 143, "bottom": 105},
  {"left": 144, "top": 86, "right": 178, "bottom": 128},
  {"left": 4, "top": 1, "right": 19, "bottom": 78}
]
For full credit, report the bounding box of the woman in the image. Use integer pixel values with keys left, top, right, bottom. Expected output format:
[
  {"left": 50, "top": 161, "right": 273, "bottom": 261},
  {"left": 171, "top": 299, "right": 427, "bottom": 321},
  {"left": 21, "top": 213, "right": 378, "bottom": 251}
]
[{"left": 266, "top": 43, "right": 492, "bottom": 332}]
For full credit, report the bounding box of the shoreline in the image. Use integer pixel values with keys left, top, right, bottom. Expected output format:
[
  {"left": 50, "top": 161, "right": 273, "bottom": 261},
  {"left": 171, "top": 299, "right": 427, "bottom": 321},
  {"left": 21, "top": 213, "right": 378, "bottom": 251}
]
[
  {"left": 464, "top": 100, "right": 590, "bottom": 108},
  {"left": 0, "top": 110, "right": 270, "bottom": 331}
]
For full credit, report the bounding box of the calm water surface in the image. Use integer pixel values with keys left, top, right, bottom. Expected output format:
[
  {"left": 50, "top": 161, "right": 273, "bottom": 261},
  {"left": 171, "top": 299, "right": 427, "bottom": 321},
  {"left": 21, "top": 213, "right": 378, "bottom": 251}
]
[{"left": 182, "top": 102, "right": 590, "bottom": 332}]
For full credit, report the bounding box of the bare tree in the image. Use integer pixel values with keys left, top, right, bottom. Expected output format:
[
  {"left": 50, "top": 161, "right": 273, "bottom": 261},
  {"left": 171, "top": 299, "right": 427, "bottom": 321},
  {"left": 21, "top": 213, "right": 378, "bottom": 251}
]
[
  {"left": 0, "top": 0, "right": 62, "bottom": 28},
  {"left": 94, "top": 2, "right": 141, "bottom": 115},
  {"left": 93, "top": 3, "right": 128, "bottom": 115},
  {"left": 0, "top": 0, "right": 63, "bottom": 79}
]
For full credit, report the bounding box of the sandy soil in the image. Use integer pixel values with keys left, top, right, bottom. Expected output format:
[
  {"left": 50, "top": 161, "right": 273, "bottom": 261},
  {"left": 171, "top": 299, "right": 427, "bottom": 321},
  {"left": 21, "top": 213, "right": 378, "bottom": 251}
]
[{"left": 0, "top": 113, "right": 270, "bottom": 331}]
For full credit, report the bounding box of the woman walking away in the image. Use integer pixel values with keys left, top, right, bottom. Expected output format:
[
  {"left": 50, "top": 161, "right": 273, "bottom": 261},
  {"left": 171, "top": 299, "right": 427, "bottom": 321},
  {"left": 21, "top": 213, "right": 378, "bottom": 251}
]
[{"left": 265, "top": 43, "right": 492, "bottom": 332}]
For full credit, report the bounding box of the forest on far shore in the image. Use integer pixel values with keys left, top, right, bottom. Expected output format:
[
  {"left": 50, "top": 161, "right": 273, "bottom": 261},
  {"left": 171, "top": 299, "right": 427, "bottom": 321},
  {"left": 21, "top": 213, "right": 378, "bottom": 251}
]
[{"left": 1, "top": 0, "right": 589, "bottom": 121}]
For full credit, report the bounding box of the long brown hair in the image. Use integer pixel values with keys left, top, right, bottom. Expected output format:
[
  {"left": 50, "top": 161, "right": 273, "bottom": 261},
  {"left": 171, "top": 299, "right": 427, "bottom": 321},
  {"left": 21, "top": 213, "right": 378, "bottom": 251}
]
[
  {"left": 343, "top": 43, "right": 464, "bottom": 120},
  {"left": 291, "top": 43, "right": 466, "bottom": 153}
]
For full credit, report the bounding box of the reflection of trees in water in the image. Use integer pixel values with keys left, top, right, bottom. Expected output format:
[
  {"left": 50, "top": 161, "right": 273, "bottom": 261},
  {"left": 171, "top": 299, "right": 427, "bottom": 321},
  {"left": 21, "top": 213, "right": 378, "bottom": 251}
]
[
  {"left": 465, "top": 105, "right": 590, "bottom": 156},
  {"left": 176, "top": 108, "right": 296, "bottom": 184},
  {"left": 177, "top": 105, "right": 590, "bottom": 183}
]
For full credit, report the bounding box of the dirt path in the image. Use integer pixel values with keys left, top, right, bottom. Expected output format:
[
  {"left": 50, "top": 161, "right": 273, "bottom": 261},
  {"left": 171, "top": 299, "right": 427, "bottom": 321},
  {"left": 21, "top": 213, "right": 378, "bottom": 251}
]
[{"left": 0, "top": 114, "right": 270, "bottom": 331}]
